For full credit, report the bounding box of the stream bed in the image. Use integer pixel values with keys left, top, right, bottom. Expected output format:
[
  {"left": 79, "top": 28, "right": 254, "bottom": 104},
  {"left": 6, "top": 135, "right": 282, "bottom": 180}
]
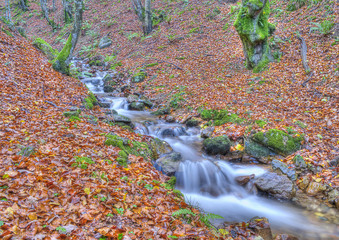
[{"left": 75, "top": 61, "right": 339, "bottom": 240}]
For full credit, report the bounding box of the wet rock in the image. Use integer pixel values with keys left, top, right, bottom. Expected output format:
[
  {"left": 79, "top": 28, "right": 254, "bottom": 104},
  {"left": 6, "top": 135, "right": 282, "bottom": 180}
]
[
  {"left": 127, "top": 94, "right": 139, "bottom": 103},
  {"left": 155, "top": 152, "right": 182, "bottom": 176},
  {"left": 149, "top": 138, "right": 173, "bottom": 160},
  {"left": 98, "top": 102, "right": 111, "bottom": 108},
  {"left": 129, "top": 101, "right": 145, "bottom": 111},
  {"left": 244, "top": 140, "right": 272, "bottom": 163},
  {"left": 158, "top": 126, "right": 187, "bottom": 138},
  {"left": 235, "top": 174, "right": 255, "bottom": 186},
  {"left": 248, "top": 217, "right": 273, "bottom": 240},
  {"left": 328, "top": 189, "right": 339, "bottom": 204},
  {"left": 274, "top": 234, "right": 299, "bottom": 240},
  {"left": 165, "top": 115, "right": 175, "bottom": 123},
  {"left": 63, "top": 108, "right": 81, "bottom": 117},
  {"left": 151, "top": 107, "right": 170, "bottom": 116},
  {"left": 132, "top": 70, "right": 146, "bottom": 83},
  {"left": 297, "top": 176, "right": 310, "bottom": 190},
  {"left": 306, "top": 182, "right": 326, "bottom": 196},
  {"left": 98, "top": 35, "right": 112, "bottom": 49},
  {"left": 203, "top": 135, "right": 231, "bottom": 155},
  {"left": 186, "top": 118, "right": 199, "bottom": 127},
  {"left": 200, "top": 184, "right": 224, "bottom": 197},
  {"left": 139, "top": 96, "right": 153, "bottom": 108},
  {"left": 328, "top": 156, "right": 339, "bottom": 167},
  {"left": 335, "top": 199, "right": 339, "bottom": 209},
  {"left": 200, "top": 126, "right": 215, "bottom": 138},
  {"left": 112, "top": 114, "right": 131, "bottom": 123},
  {"left": 102, "top": 73, "right": 116, "bottom": 93},
  {"left": 252, "top": 129, "right": 302, "bottom": 156},
  {"left": 255, "top": 172, "right": 295, "bottom": 200},
  {"left": 271, "top": 159, "right": 296, "bottom": 181},
  {"left": 292, "top": 155, "right": 306, "bottom": 169}
]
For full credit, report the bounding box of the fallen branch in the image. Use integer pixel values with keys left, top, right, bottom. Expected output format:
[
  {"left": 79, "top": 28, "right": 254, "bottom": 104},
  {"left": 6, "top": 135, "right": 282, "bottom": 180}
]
[
  {"left": 301, "top": 71, "right": 313, "bottom": 87},
  {"left": 44, "top": 100, "right": 62, "bottom": 108},
  {"left": 297, "top": 34, "right": 311, "bottom": 74}
]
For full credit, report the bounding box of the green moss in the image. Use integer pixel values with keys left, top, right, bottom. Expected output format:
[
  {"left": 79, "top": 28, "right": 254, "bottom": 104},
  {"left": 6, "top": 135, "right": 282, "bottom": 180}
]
[
  {"left": 1, "top": 27, "right": 13, "bottom": 37},
  {"left": 234, "top": 0, "right": 272, "bottom": 71},
  {"left": 33, "top": 38, "right": 59, "bottom": 60},
  {"left": 84, "top": 92, "right": 97, "bottom": 109},
  {"left": 166, "top": 176, "right": 176, "bottom": 189},
  {"left": 52, "top": 34, "right": 72, "bottom": 75},
  {"left": 63, "top": 109, "right": 81, "bottom": 117},
  {"left": 255, "top": 120, "right": 267, "bottom": 128},
  {"left": 132, "top": 70, "right": 147, "bottom": 83},
  {"left": 252, "top": 129, "right": 302, "bottom": 156},
  {"left": 105, "top": 134, "right": 153, "bottom": 166},
  {"left": 200, "top": 109, "right": 244, "bottom": 125},
  {"left": 67, "top": 116, "right": 81, "bottom": 122}
]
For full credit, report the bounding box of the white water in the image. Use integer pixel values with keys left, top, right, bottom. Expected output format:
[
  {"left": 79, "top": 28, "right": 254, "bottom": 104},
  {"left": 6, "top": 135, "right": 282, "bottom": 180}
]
[{"left": 78, "top": 63, "right": 339, "bottom": 240}]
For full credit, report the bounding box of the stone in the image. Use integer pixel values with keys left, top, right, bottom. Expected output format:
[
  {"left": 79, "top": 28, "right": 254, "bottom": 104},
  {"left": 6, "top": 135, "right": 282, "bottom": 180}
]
[
  {"left": 248, "top": 217, "right": 273, "bottom": 240},
  {"left": 328, "top": 189, "right": 339, "bottom": 204},
  {"left": 244, "top": 140, "right": 272, "bottom": 163},
  {"left": 129, "top": 102, "right": 145, "bottom": 111},
  {"left": 113, "top": 114, "right": 132, "bottom": 123},
  {"left": 127, "top": 94, "right": 139, "bottom": 103},
  {"left": 139, "top": 96, "right": 153, "bottom": 108},
  {"left": 274, "top": 234, "right": 299, "bottom": 240},
  {"left": 252, "top": 129, "right": 302, "bottom": 156},
  {"left": 98, "top": 102, "right": 111, "bottom": 108},
  {"left": 235, "top": 174, "right": 255, "bottom": 186},
  {"left": 132, "top": 70, "right": 146, "bottom": 83},
  {"left": 271, "top": 159, "right": 296, "bottom": 181},
  {"left": 166, "top": 115, "right": 175, "bottom": 123},
  {"left": 155, "top": 152, "right": 182, "bottom": 176},
  {"left": 203, "top": 135, "right": 231, "bottom": 155},
  {"left": 98, "top": 35, "right": 112, "bottom": 49},
  {"left": 149, "top": 138, "right": 173, "bottom": 160},
  {"left": 292, "top": 155, "right": 307, "bottom": 169},
  {"left": 297, "top": 176, "right": 310, "bottom": 190},
  {"left": 151, "top": 107, "right": 170, "bottom": 116},
  {"left": 306, "top": 182, "right": 326, "bottom": 196},
  {"left": 255, "top": 172, "right": 295, "bottom": 200},
  {"left": 186, "top": 118, "right": 199, "bottom": 127},
  {"left": 102, "top": 73, "right": 116, "bottom": 93},
  {"left": 328, "top": 156, "right": 339, "bottom": 167},
  {"left": 335, "top": 199, "right": 339, "bottom": 209},
  {"left": 200, "top": 126, "right": 215, "bottom": 138}
]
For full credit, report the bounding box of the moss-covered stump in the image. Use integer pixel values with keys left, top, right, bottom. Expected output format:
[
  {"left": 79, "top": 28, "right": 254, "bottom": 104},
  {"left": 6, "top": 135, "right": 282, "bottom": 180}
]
[
  {"left": 203, "top": 135, "right": 231, "bottom": 155},
  {"left": 105, "top": 134, "right": 153, "bottom": 165},
  {"left": 52, "top": 34, "right": 72, "bottom": 75},
  {"left": 234, "top": 0, "right": 275, "bottom": 72},
  {"left": 252, "top": 129, "right": 302, "bottom": 156},
  {"left": 33, "top": 38, "right": 59, "bottom": 60}
]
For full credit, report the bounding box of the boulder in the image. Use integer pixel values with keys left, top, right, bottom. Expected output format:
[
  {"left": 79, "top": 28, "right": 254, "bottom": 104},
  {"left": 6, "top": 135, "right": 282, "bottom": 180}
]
[
  {"left": 292, "top": 155, "right": 307, "bottom": 169},
  {"left": 129, "top": 102, "right": 145, "bottom": 111},
  {"left": 235, "top": 174, "right": 255, "bottom": 186},
  {"left": 186, "top": 118, "right": 199, "bottom": 127},
  {"left": 203, "top": 135, "right": 231, "bottom": 155},
  {"left": 155, "top": 152, "right": 182, "bottom": 176},
  {"left": 248, "top": 217, "right": 273, "bottom": 240},
  {"left": 98, "top": 35, "right": 112, "bottom": 49},
  {"left": 103, "top": 73, "right": 116, "bottom": 93},
  {"left": 255, "top": 172, "right": 295, "bottom": 200},
  {"left": 297, "top": 176, "right": 310, "bottom": 190},
  {"left": 98, "top": 102, "right": 111, "bottom": 108},
  {"left": 113, "top": 114, "right": 132, "bottom": 123},
  {"left": 149, "top": 138, "right": 173, "bottom": 160},
  {"left": 271, "top": 159, "right": 296, "bottom": 181},
  {"left": 165, "top": 115, "right": 175, "bottom": 123},
  {"left": 328, "top": 189, "right": 339, "bottom": 204},
  {"left": 244, "top": 140, "right": 272, "bottom": 163},
  {"left": 200, "top": 126, "right": 215, "bottom": 138},
  {"left": 140, "top": 96, "right": 153, "bottom": 108},
  {"left": 151, "top": 107, "right": 170, "bottom": 116},
  {"left": 306, "top": 182, "right": 326, "bottom": 196},
  {"left": 127, "top": 94, "right": 139, "bottom": 103},
  {"left": 252, "top": 129, "right": 302, "bottom": 156}
]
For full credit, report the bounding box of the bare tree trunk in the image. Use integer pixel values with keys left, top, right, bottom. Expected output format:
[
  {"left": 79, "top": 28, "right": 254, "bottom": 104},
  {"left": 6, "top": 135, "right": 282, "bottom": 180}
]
[
  {"left": 131, "top": 0, "right": 144, "bottom": 22},
  {"left": 19, "top": 0, "right": 28, "bottom": 11},
  {"left": 52, "top": 0, "right": 83, "bottom": 75},
  {"left": 5, "top": 0, "right": 13, "bottom": 23},
  {"left": 144, "top": 0, "right": 152, "bottom": 35},
  {"left": 62, "top": 0, "right": 73, "bottom": 23},
  {"left": 40, "top": 0, "right": 56, "bottom": 28},
  {"left": 52, "top": 0, "right": 56, "bottom": 12}
]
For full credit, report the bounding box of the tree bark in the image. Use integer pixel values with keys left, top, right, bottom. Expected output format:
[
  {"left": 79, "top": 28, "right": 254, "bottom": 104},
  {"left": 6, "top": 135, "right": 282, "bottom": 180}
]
[
  {"left": 19, "top": 0, "right": 28, "bottom": 11},
  {"left": 5, "top": 0, "right": 13, "bottom": 23},
  {"left": 131, "top": 0, "right": 144, "bottom": 22},
  {"left": 144, "top": 0, "right": 152, "bottom": 35},
  {"left": 234, "top": 0, "right": 275, "bottom": 72},
  {"left": 52, "top": 0, "right": 56, "bottom": 12},
  {"left": 52, "top": 0, "right": 83, "bottom": 75},
  {"left": 62, "top": 0, "right": 73, "bottom": 23},
  {"left": 40, "top": 0, "right": 55, "bottom": 28}
]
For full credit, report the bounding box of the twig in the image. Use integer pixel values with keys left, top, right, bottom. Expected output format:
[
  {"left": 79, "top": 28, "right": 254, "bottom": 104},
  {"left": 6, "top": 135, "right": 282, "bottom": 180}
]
[
  {"left": 301, "top": 71, "right": 313, "bottom": 87},
  {"left": 297, "top": 34, "right": 311, "bottom": 74},
  {"left": 44, "top": 100, "right": 62, "bottom": 108},
  {"left": 24, "top": 220, "right": 38, "bottom": 228}
]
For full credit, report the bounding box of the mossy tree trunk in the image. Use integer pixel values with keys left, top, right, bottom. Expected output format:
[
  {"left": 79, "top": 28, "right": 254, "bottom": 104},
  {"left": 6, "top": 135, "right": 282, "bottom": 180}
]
[
  {"left": 40, "top": 0, "right": 56, "bottom": 29},
  {"left": 19, "top": 0, "right": 28, "bottom": 11},
  {"left": 131, "top": 0, "right": 152, "bottom": 35},
  {"left": 234, "top": 0, "right": 275, "bottom": 72},
  {"left": 52, "top": 0, "right": 83, "bottom": 75}
]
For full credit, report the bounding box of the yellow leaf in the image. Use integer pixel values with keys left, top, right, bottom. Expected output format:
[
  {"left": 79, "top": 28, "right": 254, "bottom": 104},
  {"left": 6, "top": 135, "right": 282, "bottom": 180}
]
[
  {"left": 28, "top": 212, "right": 37, "bottom": 220},
  {"left": 84, "top": 188, "right": 91, "bottom": 195},
  {"left": 235, "top": 144, "right": 244, "bottom": 151},
  {"left": 315, "top": 178, "right": 322, "bottom": 183}
]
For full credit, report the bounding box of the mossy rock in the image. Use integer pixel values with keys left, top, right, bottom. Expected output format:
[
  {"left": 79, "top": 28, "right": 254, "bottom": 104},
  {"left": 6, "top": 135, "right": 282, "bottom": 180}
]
[
  {"left": 149, "top": 138, "right": 173, "bottom": 160},
  {"left": 105, "top": 134, "right": 152, "bottom": 164},
  {"left": 84, "top": 92, "right": 98, "bottom": 110},
  {"left": 132, "top": 70, "right": 147, "bottom": 83},
  {"left": 33, "top": 38, "right": 59, "bottom": 60},
  {"left": 129, "top": 101, "right": 145, "bottom": 111},
  {"left": 151, "top": 107, "right": 170, "bottom": 116},
  {"left": 252, "top": 129, "right": 302, "bottom": 156},
  {"left": 186, "top": 118, "right": 199, "bottom": 127},
  {"left": 63, "top": 109, "right": 81, "bottom": 117},
  {"left": 203, "top": 135, "right": 231, "bottom": 155},
  {"left": 244, "top": 139, "right": 272, "bottom": 160}
]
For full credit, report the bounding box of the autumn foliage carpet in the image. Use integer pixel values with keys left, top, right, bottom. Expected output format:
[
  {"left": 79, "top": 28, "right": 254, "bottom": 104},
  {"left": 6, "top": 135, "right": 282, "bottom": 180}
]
[{"left": 0, "top": 24, "right": 219, "bottom": 239}]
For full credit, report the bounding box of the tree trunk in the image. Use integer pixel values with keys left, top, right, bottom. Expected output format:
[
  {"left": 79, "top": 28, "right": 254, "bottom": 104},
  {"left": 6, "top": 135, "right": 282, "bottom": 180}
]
[
  {"left": 62, "top": 0, "right": 73, "bottom": 23},
  {"left": 234, "top": 0, "right": 275, "bottom": 72},
  {"left": 5, "top": 0, "right": 13, "bottom": 23},
  {"left": 144, "top": 0, "right": 152, "bottom": 35},
  {"left": 52, "top": 0, "right": 83, "bottom": 75},
  {"left": 40, "top": 0, "right": 56, "bottom": 28},
  {"left": 19, "top": 0, "right": 28, "bottom": 11},
  {"left": 131, "top": 0, "right": 144, "bottom": 22},
  {"left": 52, "top": 0, "right": 56, "bottom": 12}
]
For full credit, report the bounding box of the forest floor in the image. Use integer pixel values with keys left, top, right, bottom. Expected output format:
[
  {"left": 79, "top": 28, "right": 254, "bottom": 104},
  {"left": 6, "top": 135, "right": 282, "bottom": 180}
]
[{"left": 0, "top": 0, "right": 338, "bottom": 238}]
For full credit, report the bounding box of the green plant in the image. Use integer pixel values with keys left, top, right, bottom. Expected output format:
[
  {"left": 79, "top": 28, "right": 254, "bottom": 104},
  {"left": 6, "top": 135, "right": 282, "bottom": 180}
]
[
  {"left": 286, "top": 0, "right": 306, "bottom": 11},
  {"left": 73, "top": 156, "right": 95, "bottom": 169},
  {"left": 127, "top": 32, "right": 140, "bottom": 41},
  {"left": 199, "top": 213, "right": 224, "bottom": 229},
  {"left": 56, "top": 226, "right": 67, "bottom": 233},
  {"left": 310, "top": 20, "right": 335, "bottom": 36},
  {"left": 172, "top": 208, "right": 196, "bottom": 223},
  {"left": 107, "top": 213, "right": 114, "bottom": 217},
  {"left": 116, "top": 208, "right": 124, "bottom": 215},
  {"left": 144, "top": 184, "right": 153, "bottom": 190}
]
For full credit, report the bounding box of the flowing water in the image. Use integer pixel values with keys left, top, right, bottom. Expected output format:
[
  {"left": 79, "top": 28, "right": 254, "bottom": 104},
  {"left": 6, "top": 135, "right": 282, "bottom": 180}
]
[{"left": 76, "top": 61, "right": 339, "bottom": 239}]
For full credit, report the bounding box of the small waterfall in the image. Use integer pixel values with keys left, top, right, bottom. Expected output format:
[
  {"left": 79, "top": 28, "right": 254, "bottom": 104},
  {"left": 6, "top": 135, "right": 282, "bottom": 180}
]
[{"left": 111, "top": 98, "right": 128, "bottom": 110}]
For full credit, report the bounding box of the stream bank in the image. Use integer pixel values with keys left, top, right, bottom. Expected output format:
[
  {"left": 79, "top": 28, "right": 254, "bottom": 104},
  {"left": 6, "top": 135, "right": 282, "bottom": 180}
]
[{"left": 74, "top": 59, "right": 339, "bottom": 240}]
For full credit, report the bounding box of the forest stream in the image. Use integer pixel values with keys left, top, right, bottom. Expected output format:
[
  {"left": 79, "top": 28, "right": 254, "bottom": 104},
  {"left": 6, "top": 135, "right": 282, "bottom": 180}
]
[{"left": 76, "top": 60, "right": 339, "bottom": 240}]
